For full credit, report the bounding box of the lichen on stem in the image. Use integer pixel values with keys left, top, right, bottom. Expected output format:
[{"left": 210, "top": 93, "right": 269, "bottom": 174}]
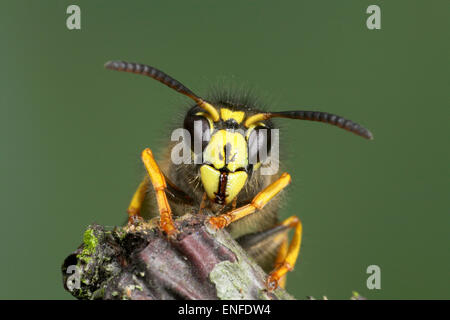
[{"left": 62, "top": 214, "right": 294, "bottom": 300}]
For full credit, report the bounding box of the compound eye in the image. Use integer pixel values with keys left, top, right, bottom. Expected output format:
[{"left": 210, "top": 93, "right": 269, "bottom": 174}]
[
  {"left": 247, "top": 126, "right": 272, "bottom": 164},
  {"left": 184, "top": 112, "right": 212, "bottom": 152}
]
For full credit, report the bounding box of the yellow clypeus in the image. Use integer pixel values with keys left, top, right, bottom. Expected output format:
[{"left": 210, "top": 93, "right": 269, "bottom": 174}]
[{"left": 200, "top": 165, "right": 248, "bottom": 204}]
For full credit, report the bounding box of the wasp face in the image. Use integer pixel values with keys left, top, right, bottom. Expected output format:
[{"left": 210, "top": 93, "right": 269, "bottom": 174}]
[
  {"left": 105, "top": 61, "right": 373, "bottom": 291},
  {"left": 105, "top": 59, "right": 372, "bottom": 210},
  {"left": 184, "top": 106, "right": 273, "bottom": 205}
]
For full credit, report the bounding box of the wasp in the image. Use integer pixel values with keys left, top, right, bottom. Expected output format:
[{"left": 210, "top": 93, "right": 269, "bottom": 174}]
[{"left": 104, "top": 60, "right": 373, "bottom": 291}]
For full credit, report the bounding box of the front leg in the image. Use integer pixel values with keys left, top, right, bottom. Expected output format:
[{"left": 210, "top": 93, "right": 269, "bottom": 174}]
[
  {"left": 141, "top": 148, "right": 177, "bottom": 236},
  {"left": 209, "top": 173, "right": 291, "bottom": 229},
  {"left": 127, "top": 164, "right": 192, "bottom": 224}
]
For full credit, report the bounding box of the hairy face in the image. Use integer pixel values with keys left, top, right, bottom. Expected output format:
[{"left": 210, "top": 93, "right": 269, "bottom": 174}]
[{"left": 183, "top": 106, "right": 273, "bottom": 204}]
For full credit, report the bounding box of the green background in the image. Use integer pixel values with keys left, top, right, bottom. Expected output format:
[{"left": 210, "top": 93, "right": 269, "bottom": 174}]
[{"left": 1, "top": 1, "right": 448, "bottom": 299}]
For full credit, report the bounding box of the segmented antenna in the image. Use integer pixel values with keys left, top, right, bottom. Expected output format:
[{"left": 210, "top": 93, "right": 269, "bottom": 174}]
[
  {"left": 104, "top": 60, "right": 220, "bottom": 121},
  {"left": 245, "top": 110, "right": 373, "bottom": 140}
]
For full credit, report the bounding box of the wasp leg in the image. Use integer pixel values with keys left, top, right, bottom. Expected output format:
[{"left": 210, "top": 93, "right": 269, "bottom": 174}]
[
  {"left": 237, "top": 224, "right": 289, "bottom": 273},
  {"left": 127, "top": 153, "right": 191, "bottom": 224},
  {"left": 209, "top": 172, "right": 291, "bottom": 229},
  {"left": 236, "top": 224, "right": 290, "bottom": 289},
  {"left": 141, "top": 148, "right": 177, "bottom": 236},
  {"left": 127, "top": 178, "right": 149, "bottom": 224},
  {"left": 266, "top": 216, "right": 302, "bottom": 291},
  {"left": 274, "top": 235, "right": 289, "bottom": 289}
]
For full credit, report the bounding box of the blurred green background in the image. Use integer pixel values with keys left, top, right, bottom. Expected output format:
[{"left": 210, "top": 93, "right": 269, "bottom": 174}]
[{"left": 1, "top": 1, "right": 448, "bottom": 299}]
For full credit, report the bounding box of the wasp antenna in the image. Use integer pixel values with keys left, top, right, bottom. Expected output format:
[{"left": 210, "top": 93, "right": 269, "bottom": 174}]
[
  {"left": 104, "top": 60, "right": 220, "bottom": 121},
  {"left": 245, "top": 111, "right": 373, "bottom": 140}
]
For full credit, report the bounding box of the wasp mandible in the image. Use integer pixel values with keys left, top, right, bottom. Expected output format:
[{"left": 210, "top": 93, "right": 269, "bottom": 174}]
[{"left": 105, "top": 60, "right": 373, "bottom": 291}]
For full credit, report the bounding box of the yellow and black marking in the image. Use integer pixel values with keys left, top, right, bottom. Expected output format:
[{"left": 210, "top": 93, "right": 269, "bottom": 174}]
[
  {"left": 220, "top": 108, "right": 245, "bottom": 124},
  {"left": 106, "top": 60, "right": 373, "bottom": 291}
]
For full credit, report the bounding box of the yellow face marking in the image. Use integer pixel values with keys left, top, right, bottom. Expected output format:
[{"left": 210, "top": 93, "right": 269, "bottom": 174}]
[
  {"left": 225, "top": 171, "right": 248, "bottom": 204},
  {"left": 200, "top": 165, "right": 248, "bottom": 204},
  {"left": 200, "top": 165, "right": 221, "bottom": 201},
  {"left": 203, "top": 130, "right": 248, "bottom": 172},
  {"left": 220, "top": 108, "right": 245, "bottom": 124}
]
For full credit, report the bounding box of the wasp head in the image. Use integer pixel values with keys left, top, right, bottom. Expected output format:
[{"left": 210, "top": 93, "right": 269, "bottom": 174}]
[{"left": 184, "top": 105, "right": 274, "bottom": 205}]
